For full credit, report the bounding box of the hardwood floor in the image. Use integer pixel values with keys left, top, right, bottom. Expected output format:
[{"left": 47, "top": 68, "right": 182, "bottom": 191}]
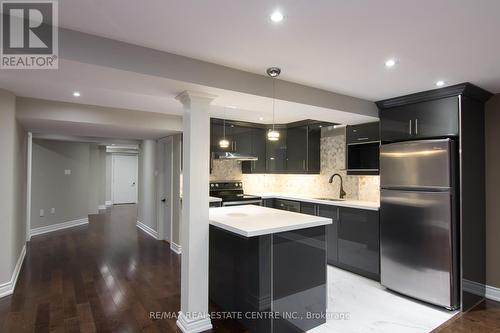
[
  {"left": 433, "top": 300, "right": 500, "bottom": 333},
  {"left": 0, "top": 205, "right": 182, "bottom": 333},
  {"left": 1, "top": 204, "right": 499, "bottom": 333}
]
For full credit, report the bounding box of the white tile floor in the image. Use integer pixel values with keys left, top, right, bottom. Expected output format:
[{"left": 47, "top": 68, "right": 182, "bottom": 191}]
[{"left": 308, "top": 267, "right": 457, "bottom": 333}]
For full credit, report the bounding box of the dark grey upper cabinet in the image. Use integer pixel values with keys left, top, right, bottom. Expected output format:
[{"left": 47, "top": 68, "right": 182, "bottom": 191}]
[
  {"left": 230, "top": 125, "right": 253, "bottom": 154},
  {"left": 379, "top": 96, "right": 459, "bottom": 142},
  {"left": 286, "top": 125, "right": 308, "bottom": 173},
  {"left": 286, "top": 124, "right": 321, "bottom": 174},
  {"left": 242, "top": 127, "right": 267, "bottom": 173},
  {"left": 346, "top": 122, "right": 380, "bottom": 144},
  {"left": 211, "top": 119, "right": 325, "bottom": 174},
  {"left": 266, "top": 128, "right": 287, "bottom": 173}
]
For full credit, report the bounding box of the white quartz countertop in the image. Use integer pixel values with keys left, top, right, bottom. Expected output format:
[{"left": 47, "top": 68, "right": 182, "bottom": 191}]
[
  {"left": 209, "top": 205, "right": 332, "bottom": 237},
  {"left": 251, "top": 193, "right": 379, "bottom": 211}
]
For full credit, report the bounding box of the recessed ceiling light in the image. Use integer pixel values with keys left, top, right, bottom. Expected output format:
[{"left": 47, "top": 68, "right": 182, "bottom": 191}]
[
  {"left": 259, "top": 117, "right": 265, "bottom": 121},
  {"left": 73, "top": 91, "right": 81, "bottom": 97},
  {"left": 435, "top": 80, "right": 446, "bottom": 87},
  {"left": 385, "top": 58, "right": 398, "bottom": 68},
  {"left": 226, "top": 105, "right": 237, "bottom": 109},
  {"left": 270, "top": 11, "right": 284, "bottom": 23}
]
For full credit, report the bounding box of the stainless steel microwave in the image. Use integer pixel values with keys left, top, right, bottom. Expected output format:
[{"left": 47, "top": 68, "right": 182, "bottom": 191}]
[{"left": 346, "top": 141, "right": 380, "bottom": 175}]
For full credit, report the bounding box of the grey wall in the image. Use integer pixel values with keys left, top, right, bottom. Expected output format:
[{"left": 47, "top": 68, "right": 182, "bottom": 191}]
[
  {"left": 138, "top": 140, "right": 157, "bottom": 231},
  {"left": 98, "top": 147, "right": 106, "bottom": 206},
  {"left": 485, "top": 94, "right": 500, "bottom": 288},
  {"left": 88, "top": 144, "right": 100, "bottom": 215},
  {"left": 105, "top": 153, "right": 112, "bottom": 203},
  {"left": 31, "top": 140, "right": 90, "bottom": 228},
  {"left": 0, "top": 89, "right": 27, "bottom": 285}
]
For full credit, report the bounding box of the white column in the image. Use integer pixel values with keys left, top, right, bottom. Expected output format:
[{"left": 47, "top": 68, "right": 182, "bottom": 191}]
[{"left": 176, "top": 91, "right": 216, "bottom": 333}]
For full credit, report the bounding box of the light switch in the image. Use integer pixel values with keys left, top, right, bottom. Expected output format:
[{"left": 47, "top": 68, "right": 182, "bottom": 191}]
[
  {"left": 51, "top": 208, "right": 55, "bottom": 214},
  {"left": 64, "top": 169, "right": 71, "bottom": 175},
  {"left": 39, "top": 209, "right": 44, "bottom": 217}
]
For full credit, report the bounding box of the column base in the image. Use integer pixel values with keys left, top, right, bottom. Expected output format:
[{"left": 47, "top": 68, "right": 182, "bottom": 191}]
[{"left": 176, "top": 311, "right": 212, "bottom": 333}]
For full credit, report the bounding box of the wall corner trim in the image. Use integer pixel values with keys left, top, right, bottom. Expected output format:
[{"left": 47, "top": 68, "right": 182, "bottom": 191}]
[
  {"left": 170, "top": 242, "right": 182, "bottom": 255},
  {"left": 176, "top": 311, "right": 212, "bottom": 333},
  {"left": 0, "top": 245, "right": 26, "bottom": 298},
  {"left": 137, "top": 220, "right": 159, "bottom": 239},
  {"left": 29, "top": 217, "right": 89, "bottom": 239}
]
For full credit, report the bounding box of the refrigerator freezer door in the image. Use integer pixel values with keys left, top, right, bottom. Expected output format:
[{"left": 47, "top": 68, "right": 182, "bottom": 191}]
[
  {"left": 380, "top": 189, "right": 457, "bottom": 308},
  {"left": 380, "top": 139, "right": 453, "bottom": 189}
]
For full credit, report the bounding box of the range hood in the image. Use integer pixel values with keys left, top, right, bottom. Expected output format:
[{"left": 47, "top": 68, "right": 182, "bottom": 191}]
[{"left": 213, "top": 152, "right": 258, "bottom": 161}]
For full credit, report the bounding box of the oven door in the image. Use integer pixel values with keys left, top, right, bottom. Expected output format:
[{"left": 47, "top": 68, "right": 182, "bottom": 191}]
[{"left": 222, "top": 199, "right": 262, "bottom": 207}]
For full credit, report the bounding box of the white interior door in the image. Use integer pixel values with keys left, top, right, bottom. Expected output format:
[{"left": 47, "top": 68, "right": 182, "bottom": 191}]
[
  {"left": 112, "top": 154, "right": 138, "bottom": 204},
  {"left": 157, "top": 137, "right": 173, "bottom": 242}
]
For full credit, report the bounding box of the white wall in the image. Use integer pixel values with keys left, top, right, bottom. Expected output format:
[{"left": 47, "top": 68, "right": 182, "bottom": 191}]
[
  {"left": 0, "top": 89, "right": 27, "bottom": 287},
  {"left": 138, "top": 140, "right": 157, "bottom": 231}
]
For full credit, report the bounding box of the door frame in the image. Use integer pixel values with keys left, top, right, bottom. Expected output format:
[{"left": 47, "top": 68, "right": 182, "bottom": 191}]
[
  {"left": 157, "top": 136, "right": 174, "bottom": 242},
  {"left": 111, "top": 153, "right": 139, "bottom": 204}
]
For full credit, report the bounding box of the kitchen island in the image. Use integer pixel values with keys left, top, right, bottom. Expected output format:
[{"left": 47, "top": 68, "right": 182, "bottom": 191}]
[{"left": 209, "top": 205, "right": 332, "bottom": 333}]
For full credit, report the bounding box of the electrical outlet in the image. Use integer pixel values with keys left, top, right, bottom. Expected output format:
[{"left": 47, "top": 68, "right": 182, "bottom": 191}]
[
  {"left": 64, "top": 169, "right": 71, "bottom": 175},
  {"left": 39, "top": 209, "right": 44, "bottom": 217},
  {"left": 51, "top": 208, "right": 55, "bottom": 214}
]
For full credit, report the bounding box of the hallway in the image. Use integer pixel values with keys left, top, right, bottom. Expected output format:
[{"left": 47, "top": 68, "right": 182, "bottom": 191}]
[{"left": 0, "top": 205, "right": 181, "bottom": 333}]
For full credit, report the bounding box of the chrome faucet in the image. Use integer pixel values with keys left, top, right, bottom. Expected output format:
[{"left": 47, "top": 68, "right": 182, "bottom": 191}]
[{"left": 329, "top": 173, "right": 346, "bottom": 199}]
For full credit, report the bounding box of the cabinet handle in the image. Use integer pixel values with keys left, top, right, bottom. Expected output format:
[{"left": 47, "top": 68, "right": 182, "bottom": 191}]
[
  {"left": 357, "top": 137, "right": 369, "bottom": 141},
  {"left": 234, "top": 142, "right": 237, "bottom": 151},
  {"left": 302, "top": 159, "right": 306, "bottom": 170},
  {"left": 408, "top": 119, "right": 412, "bottom": 135},
  {"left": 415, "top": 118, "right": 418, "bottom": 135}
]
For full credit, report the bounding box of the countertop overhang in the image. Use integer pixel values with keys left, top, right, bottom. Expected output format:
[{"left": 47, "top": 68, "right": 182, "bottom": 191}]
[{"left": 209, "top": 205, "right": 332, "bottom": 237}]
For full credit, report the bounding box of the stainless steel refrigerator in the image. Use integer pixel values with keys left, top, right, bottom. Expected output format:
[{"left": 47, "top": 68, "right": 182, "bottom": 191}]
[{"left": 380, "top": 138, "right": 459, "bottom": 310}]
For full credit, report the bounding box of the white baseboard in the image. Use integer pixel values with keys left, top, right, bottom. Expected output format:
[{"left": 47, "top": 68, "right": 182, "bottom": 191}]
[
  {"left": 177, "top": 312, "right": 212, "bottom": 333},
  {"left": 463, "top": 278, "right": 500, "bottom": 302},
  {"left": 29, "top": 217, "right": 89, "bottom": 239},
  {"left": 170, "top": 242, "right": 182, "bottom": 255},
  {"left": 105, "top": 201, "right": 113, "bottom": 207},
  {"left": 137, "top": 221, "right": 159, "bottom": 239},
  {"left": 98, "top": 204, "right": 107, "bottom": 210},
  {"left": 0, "top": 245, "right": 26, "bottom": 298},
  {"left": 486, "top": 284, "right": 500, "bottom": 302}
]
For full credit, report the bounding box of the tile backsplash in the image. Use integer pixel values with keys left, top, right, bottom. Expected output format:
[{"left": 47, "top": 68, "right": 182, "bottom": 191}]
[{"left": 209, "top": 126, "right": 380, "bottom": 202}]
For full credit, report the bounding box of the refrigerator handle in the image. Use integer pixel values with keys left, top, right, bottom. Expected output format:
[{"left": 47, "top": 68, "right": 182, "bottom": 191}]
[
  {"left": 408, "top": 119, "right": 412, "bottom": 135},
  {"left": 415, "top": 118, "right": 418, "bottom": 135}
]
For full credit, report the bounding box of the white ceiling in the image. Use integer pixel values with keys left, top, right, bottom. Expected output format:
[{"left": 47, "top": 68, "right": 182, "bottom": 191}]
[
  {"left": 57, "top": 0, "right": 500, "bottom": 100},
  {"left": 0, "top": 60, "right": 377, "bottom": 125}
]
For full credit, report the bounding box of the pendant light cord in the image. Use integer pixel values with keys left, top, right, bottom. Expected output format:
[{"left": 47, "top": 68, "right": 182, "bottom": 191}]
[{"left": 272, "top": 78, "right": 276, "bottom": 131}]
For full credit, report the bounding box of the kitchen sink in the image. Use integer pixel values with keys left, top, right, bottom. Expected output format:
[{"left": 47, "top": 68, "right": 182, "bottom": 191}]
[{"left": 314, "top": 197, "right": 346, "bottom": 202}]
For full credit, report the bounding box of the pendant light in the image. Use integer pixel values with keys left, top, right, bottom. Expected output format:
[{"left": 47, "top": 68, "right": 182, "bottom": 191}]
[
  {"left": 219, "top": 108, "right": 230, "bottom": 149},
  {"left": 266, "top": 67, "right": 281, "bottom": 141}
]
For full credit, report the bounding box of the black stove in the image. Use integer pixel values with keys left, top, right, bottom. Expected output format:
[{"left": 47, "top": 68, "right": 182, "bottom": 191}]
[{"left": 210, "top": 181, "right": 262, "bottom": 206}]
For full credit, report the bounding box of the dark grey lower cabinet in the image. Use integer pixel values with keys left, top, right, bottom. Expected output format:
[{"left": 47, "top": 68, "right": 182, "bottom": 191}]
[
  {"left": 317, "top": 205, "right": 339, "bottom": 266},
  {"left": 263, "top": 198, "right": 275, "bottom": 208},
  {"left": 337, "top": 207, "right": 380, "bottom": 281},
  {"left": 300, "top": 202, "right": 316, "bottom": 215},
  {"left": 209, "top": 201, "right": 221, "bottom": 208}
]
